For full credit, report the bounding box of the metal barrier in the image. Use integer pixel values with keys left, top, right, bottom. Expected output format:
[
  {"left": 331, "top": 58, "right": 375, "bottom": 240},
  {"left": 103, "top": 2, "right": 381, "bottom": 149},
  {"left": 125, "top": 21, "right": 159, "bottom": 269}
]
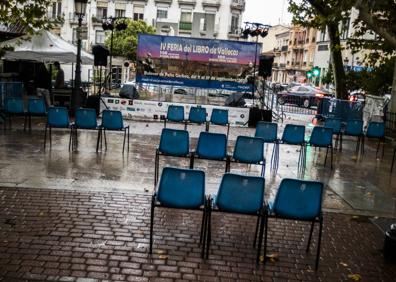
[
  {"left": 317, "top": 98, "right": 363, "bottom": 122},
  {"left": 385, "top": 112, "right": 396, "bottom": 137}
]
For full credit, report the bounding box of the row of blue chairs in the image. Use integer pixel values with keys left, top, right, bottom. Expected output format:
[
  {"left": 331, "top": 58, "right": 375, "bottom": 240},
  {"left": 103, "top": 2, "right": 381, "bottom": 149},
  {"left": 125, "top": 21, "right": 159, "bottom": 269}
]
[
  {"left": 154, "top": 128, "right": 266, "bottom": 185},
  {"left": 150, "top": 167, "right": 324, "bottom": 270},
  {"left": 43, "top": 107, "right": 130, "bottom": 153},
  {"left": 165, "top": 105, "right": 230, "bottom": 138}
]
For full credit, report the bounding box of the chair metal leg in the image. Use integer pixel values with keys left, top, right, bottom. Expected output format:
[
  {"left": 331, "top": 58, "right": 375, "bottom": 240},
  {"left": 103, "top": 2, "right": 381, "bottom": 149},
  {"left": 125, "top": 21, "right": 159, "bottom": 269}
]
[
  {"left": 306, "top": 221, "right": 315, "bottom": 253},
  {"left": 330, "top": 146, "right": 334, "bottom": 170},
  {"left": 355, "top": 136, "right": 360, "bottom": 155},
  {"left": 68, "top": 127, "right": 73, "bottom": 151},
  {"left": 361, "top": 135, "right": 365, "bottom": 155},
  {"left": 29, "top": 115, "right": 32, "bottom": 132},
  {"left": 154, "top": 150, "right": 160, "bottom": 187},
  {"left": 189, "top": 152, "right": 195, "bottom": 169},
  {"left": 205, "top": 121, "right": 209, "bottom": 132},
  {"left": 256, "top": 211, "right": 265, "bottom": 265},
  {"left": 200, "top": 206, "right": 206, "bottom": 244},
  {"left": 225, "top": 156, "right": 230, "bottom": 173},
  {"left": 49, "top": 126, "right": 52, "bottom": 147},
  {"left": 205, "top": 201, "right": 212, "bottom": 259},
  {"left": 184, "top": 120, "right": 187, "bottom": 130},
  {"left": 263, "top": 211, "right": 268, "bottom": 264},
  {"left": 261, "top": 162, "right": 265, "bottom": 177},
  {"left": 104, "top": 129, "right": 107, "bottom": 150},
  {"left": 376, "top": 139, "right": 381, "bottom": 157},
  {"left": 339, "top": 133, "right": 343, "bottom": 152},
  {"left": 44, "top": 123, "right": 48, "bottom": 148},
  {"left": 315, "top": 217, "right": 323, "bottom": 271},
  {"left": 253, "top": 215, "right": 260, "bottom": 247},
  {"left": 149, "top": 196, "right": 155, "bottom": 254},
  {"left": 127, "top": 127, "right": 130, "bottom": 152},
  {"left": 122, "top": 128, "right": 126, "bottom": 153},
  {"left": 164, "top": 119, "right": 167, "bottom": 128},
  {"left": 96, "top": 128, "right": 101, "bottom": 152},
  {"left": 226, "top": 123, "right": 230, "bottom": 140},
  {"left": 23, "top": 115, "right": 27, "bottom": 131},
  {"left": 392, "top": 148, "right": 396, "bottom": 172},
  {"left": 324, "top": 147, "right": 329, "bottom": 166}
]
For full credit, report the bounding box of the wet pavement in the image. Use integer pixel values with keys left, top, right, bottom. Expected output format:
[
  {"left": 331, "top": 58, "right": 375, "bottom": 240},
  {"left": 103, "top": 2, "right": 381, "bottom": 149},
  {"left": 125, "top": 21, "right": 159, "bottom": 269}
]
[{"left": 1, "top": 115, "right": 396, "bottom": 281}]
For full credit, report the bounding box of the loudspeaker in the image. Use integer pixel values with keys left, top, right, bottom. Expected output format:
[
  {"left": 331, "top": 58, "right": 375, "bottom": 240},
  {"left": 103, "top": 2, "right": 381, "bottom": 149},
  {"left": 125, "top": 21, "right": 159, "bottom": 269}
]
[
  {"left": 92, "top": 45, "right": 109, "bottom": 67},
  {"left": 258, "top": 55, "right": 274, "bottom": 77},
  {"left": 248, "top": 108, "right": 272, "bottom": 127}
]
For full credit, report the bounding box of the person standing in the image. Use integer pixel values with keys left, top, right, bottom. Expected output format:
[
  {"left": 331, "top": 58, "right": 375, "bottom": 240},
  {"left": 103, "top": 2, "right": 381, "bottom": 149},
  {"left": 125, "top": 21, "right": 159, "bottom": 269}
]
[
  {"left": 53, "top": 61, "right": 65, "bottom": 89},
  {"left": 35, "top": 63, "right": 52, "bottom": 106}
]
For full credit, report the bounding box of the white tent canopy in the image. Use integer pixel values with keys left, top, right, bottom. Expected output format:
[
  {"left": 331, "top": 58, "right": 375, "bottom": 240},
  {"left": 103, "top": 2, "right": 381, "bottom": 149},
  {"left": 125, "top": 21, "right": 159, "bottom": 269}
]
[{"left": 0, "top": 30, "right": 94, "bottom": 64}]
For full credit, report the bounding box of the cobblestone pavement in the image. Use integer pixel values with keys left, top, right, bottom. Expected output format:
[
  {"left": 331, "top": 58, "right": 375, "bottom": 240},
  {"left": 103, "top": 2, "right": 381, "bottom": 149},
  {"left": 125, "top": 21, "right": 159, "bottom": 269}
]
[{"left": 1, "top": 187, "right": 395, "bottom": 282}]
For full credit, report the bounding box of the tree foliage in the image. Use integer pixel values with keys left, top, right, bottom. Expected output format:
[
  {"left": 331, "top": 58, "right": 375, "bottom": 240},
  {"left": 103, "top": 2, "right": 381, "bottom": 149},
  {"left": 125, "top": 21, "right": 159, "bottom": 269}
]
[{"left": 105, "top": 19, "right": 155, "bottom": 62}]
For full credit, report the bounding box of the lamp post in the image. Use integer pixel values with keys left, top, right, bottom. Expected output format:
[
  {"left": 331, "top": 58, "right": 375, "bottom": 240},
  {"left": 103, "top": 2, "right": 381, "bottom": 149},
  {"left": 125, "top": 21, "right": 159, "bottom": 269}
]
[
  {"left": 241, "top": 22, "right": 270, "bottom": 107},
  {"left": 73, "top": 0, "right": 87, "bottom": 111}
]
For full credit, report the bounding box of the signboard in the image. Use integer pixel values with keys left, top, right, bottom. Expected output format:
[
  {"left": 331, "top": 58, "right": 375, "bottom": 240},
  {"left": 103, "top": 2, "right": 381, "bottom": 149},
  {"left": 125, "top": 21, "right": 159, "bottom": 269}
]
[
  {"left": 136, "top": 34, "right": 261, "bottom": 92},
  {"left": 100, "top": 98, "right": 250, "bottom": 126}
]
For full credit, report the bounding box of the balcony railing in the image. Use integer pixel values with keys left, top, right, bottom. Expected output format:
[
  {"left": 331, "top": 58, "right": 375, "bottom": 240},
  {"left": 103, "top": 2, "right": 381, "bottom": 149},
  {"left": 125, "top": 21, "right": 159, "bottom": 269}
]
[
  {"left": 202, "top": 0, "right": 221, "bottom": 8},
  {"left": 179, "top": 21, "right": 192, "bottom": 31},
  {"left": 279, "top": 63, "right": 286, "bottom": 68},
  {"left": 230, "top": 0, "right": 245, "bottom": 10},
  {"left": 69, "top": 12, "right": 87, "bottom": 24},
  {"left": 281, "top": 45, "right": 288, "bottom": 52}
]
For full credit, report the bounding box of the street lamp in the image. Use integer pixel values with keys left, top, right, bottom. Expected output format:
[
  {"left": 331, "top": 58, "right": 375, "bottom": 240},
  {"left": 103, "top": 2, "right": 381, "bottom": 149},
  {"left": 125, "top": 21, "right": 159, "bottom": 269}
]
[
  {"left": 241, "top": 22, "right": 270, "bottom": 106},
  {"left": 73, "top": 0, "right": 87, "bottom": 110}
]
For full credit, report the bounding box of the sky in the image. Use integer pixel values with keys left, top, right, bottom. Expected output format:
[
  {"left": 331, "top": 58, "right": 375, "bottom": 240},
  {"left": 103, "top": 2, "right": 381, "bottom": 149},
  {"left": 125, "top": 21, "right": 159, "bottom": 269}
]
[{"left": 242, "top": 0, "right": 293, "bottom": 27}]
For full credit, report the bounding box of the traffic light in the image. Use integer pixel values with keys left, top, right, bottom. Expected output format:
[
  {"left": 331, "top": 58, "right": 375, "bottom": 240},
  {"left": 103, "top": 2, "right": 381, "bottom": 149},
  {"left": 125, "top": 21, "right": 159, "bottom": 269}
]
[
  {"left": 312, "top": 67, "right": 320, "bottom": 77},
  {"left": 306, "top": 71, "right": 312, "bottom": 78}
]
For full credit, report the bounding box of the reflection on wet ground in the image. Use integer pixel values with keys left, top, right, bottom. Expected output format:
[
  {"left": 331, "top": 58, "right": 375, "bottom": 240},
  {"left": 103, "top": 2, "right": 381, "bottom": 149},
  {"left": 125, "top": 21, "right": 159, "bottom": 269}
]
[{"left": 1, "top": 116, "right": 396, "bottom": 217}]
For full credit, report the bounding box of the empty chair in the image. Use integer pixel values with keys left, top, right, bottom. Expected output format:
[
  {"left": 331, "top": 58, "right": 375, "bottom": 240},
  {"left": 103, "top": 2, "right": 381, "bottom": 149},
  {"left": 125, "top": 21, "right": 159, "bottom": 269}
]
[
  {"left": 150, "top": 167, "right": 209, "bottom": 258},
  {"left": 280, "top": 124, "right": 306, "bottom": 171},
  {"left": 229, "top": 136, "right": 266, "bottom": 177},
  {"left": 155, "top": 128, "right": 190, "bottom": 185},
  {"left": 26, "top": 97, "right": 47, "bottom": 131},
  {"left": 365, "top": 121, "right": 385, "bottom": 157},
  {"left": 4, "top": 97, "right": 25, "bottom": 130},
  {"left": 205, "top": 173, "right": 266, "bottom": 264},
  {"left": 207, "top": 108, "right": 230, "bottom": 138},
  {"left": 324, "top": 118, "right": 342, "bottom": 150},
  {"left": 71, "top": 108, "right": 99, "bottom": 150},
  {"left": 44, "top": 107, "right": 71, "bottom": 149},
  {"left": 164, "top": 105, "right": 186, "bottom": 129},
  {"left": 97, "top": 110, "right": 130, "bottom": 153},
  {"left": 265, "top": 178, "right": 324, "bottom": 270},
  {"left": 342, "top": 119, "right": 363, "bottom": 154},
  {"left": 307, "top": 126, "right": 334, "bottom": 169},
  {"left": 187, "top": 106, "right": 206, "bottom": 128},
  {"left": 255, "top": 121, "right": 279, "bottom": 171},
  {"left": 190, "top": 131, "right": 228, "bottom": 172}
]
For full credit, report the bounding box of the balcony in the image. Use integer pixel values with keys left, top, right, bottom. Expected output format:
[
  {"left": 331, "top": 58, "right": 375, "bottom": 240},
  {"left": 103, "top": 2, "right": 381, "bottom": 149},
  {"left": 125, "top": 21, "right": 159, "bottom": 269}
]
[
  {"left": 279, "top": 63, "right": 286, "bottom": 68},
  {"left": 230, "top": 0, "right": 245, "bottom": 11},
  {"left": 68, "top": 13, "right": 87, "bottom": 25},
  {"left": 179, "top": 21, "right": 192, "bottom": 31},
  {"left": 202, "top": 0, "right": 220, "bottom": 9},
  {"left": 281, "top": 45, "right": 288, "bottom": 52},
  {"left": 178, "top": 0, "right": 196, "bottom": 6},
  {"left": 155, "top": 0, "right": 173, "bottom": 4}
]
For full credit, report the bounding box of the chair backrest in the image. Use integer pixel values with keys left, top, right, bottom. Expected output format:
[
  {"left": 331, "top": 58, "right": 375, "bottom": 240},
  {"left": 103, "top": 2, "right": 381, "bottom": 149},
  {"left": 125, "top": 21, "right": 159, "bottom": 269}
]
[
  {"left": 28, "top": 97, "right": 46, "bottom": 115},
  {"left": 366, "top": 121, "right": 385, "bottom": 138},
  {"left": 167, "top": 105, "right": 184, "bottom": 122},
  {"left": 255, "top": 121, "right": 278, "bottom": 143},
  {"left": 281, "top": 124, "right": 305, "bottom": 145},
  {"left": 210, "top": 108, "right": 228, "bottom": 125},
  {"left": 233, "top": 136, "right": 264, "bottom": 163},
  {"left": 75, "top": 108, "right": 97, "bottom": 129},
  {"left": 157, "top": 167, "right": 205, "bottom": 209},
  {"left": 159, "top": 128, "right": 189, "bottom": 156},
  {"left": 196, "top": 131, "right": 227, "bottom": 160},
  {"left": 345, "top": 119, "right": 363, "bottom": 136},
  {"left": 272, "top": 178, "right": 323, "bottom": 220},
  {"left": 188, "top": 106, "right": 206, "bottom": 124},
  {"left": 47, "top": 107, "right": 69, "bottom": 128},
  {"left": 5, "top": 97, "right": 24, "bottom": 114},
  {"left": 309, "top": 126, "right": 333, "bottom": 147},
  {"left": 102, "top": 110, "right": 124, "bottom": 130},
  {"left": 324, "top": 118, "right": 342, "bottom": 134},
  {"left": 216, "top": 173, "right": 265, "bottom": 214}
]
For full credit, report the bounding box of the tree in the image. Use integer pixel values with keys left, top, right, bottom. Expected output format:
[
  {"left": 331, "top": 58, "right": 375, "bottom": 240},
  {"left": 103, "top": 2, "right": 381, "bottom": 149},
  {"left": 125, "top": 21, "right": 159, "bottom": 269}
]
[
  {"left": 105, "top": 19, "right": 155, "bottom": 63},
  {"left": 288, "top": 0, "right": 354, "bottom": 100},
  {"left": 0, "top": 0, "right": 56, "bottom": 37}
]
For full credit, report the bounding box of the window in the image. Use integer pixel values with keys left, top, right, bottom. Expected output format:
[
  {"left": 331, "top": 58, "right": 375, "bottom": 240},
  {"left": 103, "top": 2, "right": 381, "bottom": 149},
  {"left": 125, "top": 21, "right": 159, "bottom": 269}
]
[
  {"left": 157, "top": 9, "right": 167, "bottom": 19},
  {"left": 95, "top": 30, "right": 105, "bottom": 44},
  {"left": 230, "top": 13, "right": 239, "bottom": 34},
  {"left": 180, "top": 11, "right": 192, "bottom": 22},
  {"left": 341, "top": 18, "right": 350, "bottom": 39},
  {"left": 115, "top": 9, "right": 125, "bottom": 18},
  {"left": 57, "top": 1, "right": 62, "bottom": 17},
  {"left": 52, "top": 2, "right": 57, "bottom": 18},
  {"left": 133, "top": 6, "right": 144, "bottom": 21},
  {"left": 97, "top": 7, "right": 107, "bottom": 20},
  {"left": 318, "top": 44, "right": 329, "bottom": 51},
  {"left": 51, "top": 1, "right": 62, "bottom": 18},
  {"left": 320, "top": 29, "right": 326, "bottom": 41}
]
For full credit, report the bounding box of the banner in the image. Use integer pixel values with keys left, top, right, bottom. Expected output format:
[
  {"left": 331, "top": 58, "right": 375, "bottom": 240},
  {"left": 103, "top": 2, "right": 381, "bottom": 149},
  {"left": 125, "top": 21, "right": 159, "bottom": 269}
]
[{"left": 136, "top": 34, "right": 261, "bottom": 92}]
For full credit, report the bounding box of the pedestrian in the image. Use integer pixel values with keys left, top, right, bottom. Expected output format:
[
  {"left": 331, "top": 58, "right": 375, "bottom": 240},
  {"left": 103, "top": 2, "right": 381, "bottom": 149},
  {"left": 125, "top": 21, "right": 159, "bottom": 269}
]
[
  {"left": 35, "top": 63, "right": 52, "bottom": 106},
  {"left": 53, "top": 61, "right": 65, "bottom": 89}
]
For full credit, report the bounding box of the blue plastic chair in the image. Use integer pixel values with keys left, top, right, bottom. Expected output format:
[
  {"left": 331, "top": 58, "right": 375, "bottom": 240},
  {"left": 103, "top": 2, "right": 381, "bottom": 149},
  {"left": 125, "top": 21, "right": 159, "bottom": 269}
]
[
  {"left": 164, "top": 105, "right": 186, "bottom": 129},
  {"left": 308, "top": 126, "right": 334, "bottom": 169},
  {"left": 187, "top": 106, "right": 206, "bottom": 127},
  {"left": 342, "top": 119, "right": 363, "bottom": 154},
  {"left": 190, "top": 132, "right": 228, "bottom": 172},
  {"left": 44, "top": 107, "right": 71, "bottom": 149},
  {"left": 26, "top": 97, "right": 46, "bottom": 131},
  {"left": 150, "top": 167, "right": 209, "bottom": 258},
  {"left": 280, "top": 124, "right": 306, "bottom": 172},
  {"left": 71, "top": 108, "right": 98, "bottom": 151},
  {"left": 4, "top": 97, "right": 26, "bottom": 130},
  {"left": 365, "top": 121, "right": 385, "bottom": 157},
  {"left": 155, "top": 128, "right": 190, "bottom": 185},
  {"left": 97, "top": 110, "right": 129, "bottom": 153},
  {"left": 206, "top": 173, "right": 266, "bottom": 263},
  {"left": 266, "top": 178, "right": 324, "bottom": 270},
  {"left": 255, "top": 121, "right": 279, "bottom": 172},
  {"left": 324, "top": 117, "right": 342, "bottom": 149},
  {"left": 230, "top": 136, "right": 266, "bottom": 177},
  {"left": 207, "top": 108, "right": 230, "bottom": 138}
]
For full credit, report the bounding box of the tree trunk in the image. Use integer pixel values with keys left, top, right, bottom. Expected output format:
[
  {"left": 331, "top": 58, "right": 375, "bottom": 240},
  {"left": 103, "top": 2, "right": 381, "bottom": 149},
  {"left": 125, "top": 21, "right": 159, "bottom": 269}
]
[
  {"left": 390, "top": 59, "right": 396, "bottom": 112},
  {"left": 327, "top": 22, "right": 348, "bottom": 100}
]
